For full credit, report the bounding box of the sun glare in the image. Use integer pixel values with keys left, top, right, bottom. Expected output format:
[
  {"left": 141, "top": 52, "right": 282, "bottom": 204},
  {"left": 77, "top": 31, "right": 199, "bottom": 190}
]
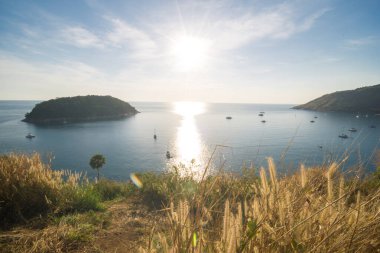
[
  {"left": 174, "top": 101, "right": 205, "bottom": 117},
  {"left": 172, "top": 101, "right": 207, "bottom": 177},
  {"left": 171, "top": 35, "right": 211, "bottom": 71}
]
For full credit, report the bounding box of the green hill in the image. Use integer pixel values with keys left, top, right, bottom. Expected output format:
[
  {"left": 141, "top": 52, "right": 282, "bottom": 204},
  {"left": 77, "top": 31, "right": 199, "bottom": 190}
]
[
  {"left": 23, "top": 95, "right": 139, "bottom": 124},
  {"left": 293, "top": 84, "right": 380, "bottom": 113}
]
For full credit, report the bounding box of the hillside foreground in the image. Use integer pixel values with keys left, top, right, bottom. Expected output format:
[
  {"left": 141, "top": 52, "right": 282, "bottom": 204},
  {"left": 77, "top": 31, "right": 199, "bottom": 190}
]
[{"left": 0, "top": 153, "right": 380, "bottom": 252}]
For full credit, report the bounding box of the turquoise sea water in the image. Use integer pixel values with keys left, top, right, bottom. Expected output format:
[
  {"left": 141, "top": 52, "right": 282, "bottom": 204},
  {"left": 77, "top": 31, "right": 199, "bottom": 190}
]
[{"left": 0, "top": 101, "right": 379, "bottom": 180}]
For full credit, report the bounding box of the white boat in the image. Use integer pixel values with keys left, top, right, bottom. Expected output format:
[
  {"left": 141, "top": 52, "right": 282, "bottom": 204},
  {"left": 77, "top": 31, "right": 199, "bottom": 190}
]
[
  {"left": 348, "top": 128, "right": 357, "bottom": 132},
  {"left": 26, "top": 133, "right": 35, "bottom": 138}
]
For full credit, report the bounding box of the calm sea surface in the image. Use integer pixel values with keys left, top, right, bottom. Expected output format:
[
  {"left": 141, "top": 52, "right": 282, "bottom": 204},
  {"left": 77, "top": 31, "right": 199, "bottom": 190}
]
[{"left": 0, "top": 101, "right": 379, "bottom": 180}]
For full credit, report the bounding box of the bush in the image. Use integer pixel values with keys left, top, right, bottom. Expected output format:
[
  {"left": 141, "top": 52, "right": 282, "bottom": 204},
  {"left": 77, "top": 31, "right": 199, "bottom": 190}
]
[
  {"left": 93, "top": 179, "right": 134, "bottom": 201},
  {"left": 57, "top": 185, "right": 103, "bottom": 214},
  {"left": 0, "top": 153, "right": 103, "bottom": 228},
  {"left": 0, "top": 154, "right": 63, "bottom": 226},
  {"left": 136, "top": 171, "right": 199, "bottom": 209}
]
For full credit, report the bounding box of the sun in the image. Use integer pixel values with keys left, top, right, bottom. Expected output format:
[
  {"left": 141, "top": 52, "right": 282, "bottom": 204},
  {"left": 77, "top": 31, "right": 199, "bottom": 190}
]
[{"left": 171, "top": 35, "right": 211, "bottom": 71}]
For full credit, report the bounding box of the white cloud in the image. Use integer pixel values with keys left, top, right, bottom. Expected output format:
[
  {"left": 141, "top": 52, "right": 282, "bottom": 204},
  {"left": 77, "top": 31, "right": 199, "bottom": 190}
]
[
  {"left": 60, "top": 26, "right": 104, "bottom": 48},
  {"left": 104, "top": 17, "right": 158, "bottom": 59},
  {"left": 208, "top": 6, "right": 330, "bottom": 51},
  {"left": 106, "top": 18, "right": 154, "bottom": 48},
  {"left": 56, "top": 18, "right": 158, "bottom": 59},
  {"left": 0, "top": 54, "right": 107, "bottom": 99},
  {"left": 150, "top": 2, "right": 330, "bottom": 53},
  {"left": 346, "top": 36, "right": 377, "bottom": 46}
]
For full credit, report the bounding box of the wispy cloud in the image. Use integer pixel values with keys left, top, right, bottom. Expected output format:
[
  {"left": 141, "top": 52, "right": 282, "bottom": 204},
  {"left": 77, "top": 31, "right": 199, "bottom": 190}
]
[
  {"left": 105, "top": 17, "right": 158, "bottom": 59},
  {"left": 151, "top": 2, "right": 331, "bottom": 53},
  {"left": 345, "top": 36, "right": 377, "bottom": 46},
  {"left": 5, "top": 1, "right": 330, "bottom": 60},
  {"left": 60, "top": 26, "right": 104, "bottom": 48},
  {"left": 0, "top": 53, "right": 108, "bottom": 98},
  {"left": 209, "top": 6, "right": 331, "bottom": 51}
]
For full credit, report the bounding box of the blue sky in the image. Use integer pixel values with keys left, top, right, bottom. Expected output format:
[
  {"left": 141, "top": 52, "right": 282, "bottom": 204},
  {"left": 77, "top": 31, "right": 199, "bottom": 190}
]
[{"left": 0, "top": 0, "right": 379, "bottom": 103}]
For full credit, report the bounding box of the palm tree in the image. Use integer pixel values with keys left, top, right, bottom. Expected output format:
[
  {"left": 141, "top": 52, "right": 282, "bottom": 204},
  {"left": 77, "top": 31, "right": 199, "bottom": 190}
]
[{"left": 89, "top": 154, "right": 106, "bottom": 181}]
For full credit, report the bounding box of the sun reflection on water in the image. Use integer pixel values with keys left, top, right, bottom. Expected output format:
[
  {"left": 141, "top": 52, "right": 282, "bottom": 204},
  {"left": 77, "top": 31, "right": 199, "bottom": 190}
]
[{"left": 172, "top": 101, "right": 207, "bottom": 177}]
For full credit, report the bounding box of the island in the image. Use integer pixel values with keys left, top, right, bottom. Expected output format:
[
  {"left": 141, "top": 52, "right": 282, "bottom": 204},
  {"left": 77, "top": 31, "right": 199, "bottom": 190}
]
[
  {"left": 293, "top": 84, "right": 380, "bottom": 113},
  {"left": 23, "top": 95, "right": 139, "bottom": 124}
]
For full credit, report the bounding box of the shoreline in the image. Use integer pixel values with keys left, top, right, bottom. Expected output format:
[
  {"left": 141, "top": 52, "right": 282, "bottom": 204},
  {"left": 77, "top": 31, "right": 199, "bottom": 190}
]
[{"left": 22, "top": 112, "right": 139, "bottom": 125}]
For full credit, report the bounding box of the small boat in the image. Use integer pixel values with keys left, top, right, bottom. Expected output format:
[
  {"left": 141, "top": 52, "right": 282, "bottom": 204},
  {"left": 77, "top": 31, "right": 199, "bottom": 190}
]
[
  {"left": 166, "top": 151, "right": 172, "bottom": 159},
  {"left": 258, "top": 113, "right": 264, "bottom": 116},
  {"left": 261, "top": 120, "right": 266, "bottom": 123},
  {"left": 310, "top": 120, "right": 315, "bottom": 123},
  {"left": 226, "top": 116, "right": 232, "bottom": 120},
  {"left": 318, "top": 146, "right": 323, "bottom": 149},
  {"left": 153, "top": 134, "right": 157, "bottom": 140},
  {"left": 355, "top": 115, "right": 359, "bottom": 118},
  {"left": 338, "top": 134, "right": 348, "bottom": 139},
  {"left": 26, "top": 133, "right": 35, "bottom": 139},
  {"left": 314, "top": 116, "right": 318, "bottom": 119},
  {"left": 348, "top": 128, "right": 357, "bottom": 132},
  {"left": 370, "top": 125, "right": 376, "bottom": 128}
]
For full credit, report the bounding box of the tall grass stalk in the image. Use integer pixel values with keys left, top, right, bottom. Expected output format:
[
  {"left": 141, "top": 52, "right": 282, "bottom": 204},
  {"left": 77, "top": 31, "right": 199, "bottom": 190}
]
[{"left": 143, "top": 156, "right": 380, "bottom": 252}]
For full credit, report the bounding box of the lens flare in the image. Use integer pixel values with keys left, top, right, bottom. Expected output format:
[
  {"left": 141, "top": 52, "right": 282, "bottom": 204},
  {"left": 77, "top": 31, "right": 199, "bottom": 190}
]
[{"left": 130, "top": 173, "right": 143, "bottom": 188}]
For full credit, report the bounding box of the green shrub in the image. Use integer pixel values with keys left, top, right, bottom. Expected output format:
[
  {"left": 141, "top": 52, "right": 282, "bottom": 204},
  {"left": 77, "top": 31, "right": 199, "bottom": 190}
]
[
  {"left": 93, "top": 179, "right": 134, "bottom": 201},
  {"left": 136, "top": 171, "right": 199, "bottom": 208},
  {"left": 57, "top": 185, "right": 103, "bottom": 214}
]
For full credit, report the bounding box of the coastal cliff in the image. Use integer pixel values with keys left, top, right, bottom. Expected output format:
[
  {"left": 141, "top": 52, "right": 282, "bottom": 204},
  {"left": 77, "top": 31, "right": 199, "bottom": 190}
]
[
  {"left": 293, "top": 84, "right": 380, "bottom": 113},
  {"left": 23, "top": 95, "right": 139, "bottom": 124}
]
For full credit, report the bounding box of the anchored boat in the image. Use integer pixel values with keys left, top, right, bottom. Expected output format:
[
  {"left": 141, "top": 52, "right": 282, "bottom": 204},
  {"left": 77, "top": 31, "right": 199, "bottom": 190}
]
[{"left": 26, "top": 133, "right": 35, "bottom": 139}]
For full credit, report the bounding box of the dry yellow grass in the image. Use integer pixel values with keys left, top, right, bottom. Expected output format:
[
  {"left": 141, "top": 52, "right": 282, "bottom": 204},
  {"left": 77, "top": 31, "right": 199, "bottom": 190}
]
[
  {"left": 142, "top": 158, "right": 380, "bottom": 253},
  {"left": 0, "top": 153, "right": 100, "bottom": 228},
  {"left": 1, "top": 153, "right": 380, "bottom": 252}
]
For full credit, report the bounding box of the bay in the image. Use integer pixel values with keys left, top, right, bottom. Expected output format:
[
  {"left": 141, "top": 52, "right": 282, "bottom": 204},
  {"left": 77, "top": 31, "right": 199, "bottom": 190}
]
[{"left": 0, "top": 101, "right": 379, "bottom": 180}]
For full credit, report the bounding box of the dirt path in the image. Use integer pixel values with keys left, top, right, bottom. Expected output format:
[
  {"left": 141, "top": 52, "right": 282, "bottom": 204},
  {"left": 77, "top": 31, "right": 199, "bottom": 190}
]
[
  {"left": 88, "top": 197, "right": 166, "bottom": 253},
  {"left": 0, "top": 196, "right": 167, "bottom": 253}
]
